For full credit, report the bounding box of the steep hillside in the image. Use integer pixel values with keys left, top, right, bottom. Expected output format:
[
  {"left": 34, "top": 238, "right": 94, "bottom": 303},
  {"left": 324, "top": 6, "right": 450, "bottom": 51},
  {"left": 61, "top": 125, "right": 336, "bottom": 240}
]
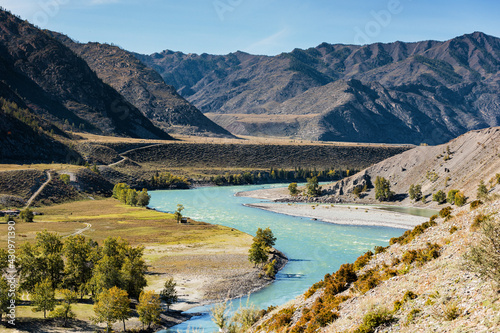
[
  {"left": 0, "top": 98, "right": 79, "bottom": 163},
  {"left": 0, "top": 9, "right": 172, "bottom": 140},
  {"left": 138, "top": 32, "right": 500, "bottom": 144},
  {"left": 48, "top": 32, "right": 233, "bottom": 137},
  {"left": 328, "top": 126, "right": 500, "bottom": 206},
  {"left": 253, "top": 200, "right": 500, "bottom": 332}
]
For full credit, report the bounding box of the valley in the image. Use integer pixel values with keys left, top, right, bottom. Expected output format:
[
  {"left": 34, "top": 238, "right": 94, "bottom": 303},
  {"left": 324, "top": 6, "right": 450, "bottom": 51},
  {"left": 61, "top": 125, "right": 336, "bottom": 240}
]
[{"left": 0, "top": 5, "right": 500, "bottom": 333}]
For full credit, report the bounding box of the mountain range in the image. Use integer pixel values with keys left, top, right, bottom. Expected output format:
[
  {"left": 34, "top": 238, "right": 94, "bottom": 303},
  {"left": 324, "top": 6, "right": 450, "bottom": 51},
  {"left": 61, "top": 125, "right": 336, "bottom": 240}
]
[
  {"left": 137, "top": 32, "right": 500, "bottom": 144},
  {"left": 2, "top": 5, "right": 500, "bottom": 151}
]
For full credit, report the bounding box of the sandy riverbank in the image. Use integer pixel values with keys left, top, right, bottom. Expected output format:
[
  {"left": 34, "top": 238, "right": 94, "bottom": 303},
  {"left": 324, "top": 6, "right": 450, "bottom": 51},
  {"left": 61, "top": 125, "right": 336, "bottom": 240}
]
[{"left": 246, "top": 203, "right": 428, "bottom": 230}]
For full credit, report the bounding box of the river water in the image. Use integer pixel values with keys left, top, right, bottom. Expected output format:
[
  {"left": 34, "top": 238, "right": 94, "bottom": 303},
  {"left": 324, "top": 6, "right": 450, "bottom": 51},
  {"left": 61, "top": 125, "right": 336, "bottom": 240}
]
[{"left": 149, "top": 184, "right": 414, "bottom": 332}]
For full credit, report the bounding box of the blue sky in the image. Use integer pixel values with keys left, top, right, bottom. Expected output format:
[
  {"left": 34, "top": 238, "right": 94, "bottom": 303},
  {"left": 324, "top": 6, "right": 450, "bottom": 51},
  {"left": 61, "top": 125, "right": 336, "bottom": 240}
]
[{"left": 1, "top": 0, "right": 499, "bottom": 56}]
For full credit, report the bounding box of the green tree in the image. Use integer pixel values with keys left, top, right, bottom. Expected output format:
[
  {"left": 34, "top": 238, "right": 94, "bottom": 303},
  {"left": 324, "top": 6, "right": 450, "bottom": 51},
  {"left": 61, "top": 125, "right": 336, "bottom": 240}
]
[
  {"left": 137, "top": 290, "right": 161, "bottom": 330},
  {"left": 88, "top": 237, "right": 126, "bottom": 296},
  {"left": 88, "top": 237, "right": 146, "bottom": 299},
  {"left": 288, "top": 182, "right": 299, "bottom": 196},
  {"left": 31, "top": 278, "right": 56, "bottom": 319},
  {"left": 92, "top": 286, "right": 130, "bottom": 333},
  {"left": 125, "top": 189, "right": 138, "bottom": 206},
  {"left": 50, "top": 289, "right": 78, "bottom": 327},
  {"left": 433, "top": 190, "right": 446, "bottom": 204},
  {"left": 174, "top": 204, "right": 184, "bottom": 223},
  {"left": 408, "top": 184, "right": 422, "bottom": 201},
  {"left": 160, "top": 277, "right": 178, "bottom": 311},
  {"left": 90, "top": 163, "right": 100, "bottom": 175},
  {"left": 477, "top": 180, "right": 488, "bottom": 200},
  {"left": 255, "top": 227, "right": 276, "bottom": 249},
  {"left": 248, "top": 240, "right": 268, "bottom": 267},
  {"left": 62, "top": 235, "right": 96, "bottom": 299},
  {"left": 137, "top": 188, "right": 151, "bottom": 207},
  {"left": 19, "top": 208, "right": 34, "bottom": 222},
  {"left": 306, "top": 177, "right": 322, "bottom": 197},
  {"left": 0, "top": 277, "right": 10, "bottom": 323},
  {"left": 18, "top": 231, "right": 64, "bottom": 292},
  {"left": 375, "top": 176, "right": 394, "bottom": 202},
  {"left": 112, "top": 183, "right": 130, "bottom": 203},
  {"left": 59, "top": 174, "right": 70, "bottom": 185},
  {"left": 454, "top": 191, "right": 466, "bottom": 207},
  {"left": 120, "top": 245, "right": 147, "bottom": 299},
  {"left": 0, "top": 249, "right": 8, "bottom": 274},
  {"left": 447, "top": 190, "right": 459, "bottom": 204},
  {"left": 264, "top": 259, "right": 277, "bottom": 279}
]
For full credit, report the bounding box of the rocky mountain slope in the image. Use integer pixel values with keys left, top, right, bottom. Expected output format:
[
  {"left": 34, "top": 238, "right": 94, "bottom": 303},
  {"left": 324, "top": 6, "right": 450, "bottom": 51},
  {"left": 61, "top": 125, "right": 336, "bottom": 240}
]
[
  {"left": 137, "top": 32, "right": 500, "bottom": 144},
  {"left": 0, "top": 9, "right": 172, "bottom": 141},
  {"left": 253, "top": 199, "right": 500, "bottom": 332},
  {"left": 48, "top": 32, "right": 233, "bottom": 137},
  {"left": 328, "top": 126, "right": 500, "bottom": 206}
]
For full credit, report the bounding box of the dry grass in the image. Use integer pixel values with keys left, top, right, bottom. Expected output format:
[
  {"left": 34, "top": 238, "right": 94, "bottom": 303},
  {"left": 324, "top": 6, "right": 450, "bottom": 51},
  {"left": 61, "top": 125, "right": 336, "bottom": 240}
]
[
  {"left": 74, "top": 131, "right": 405, "bottom": 148},
  {"left": 0, "top": 164, "right": 85, "bottom": 173}
]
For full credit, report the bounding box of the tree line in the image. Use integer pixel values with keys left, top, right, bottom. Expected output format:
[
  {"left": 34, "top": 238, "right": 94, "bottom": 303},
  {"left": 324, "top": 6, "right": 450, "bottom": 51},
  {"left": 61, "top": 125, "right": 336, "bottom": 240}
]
[
  {"left": 112, "top": 183, "right": 151, "bottom": 207},
  {"left": 211, "top": 167, "right": 354, "bottom": 186}
]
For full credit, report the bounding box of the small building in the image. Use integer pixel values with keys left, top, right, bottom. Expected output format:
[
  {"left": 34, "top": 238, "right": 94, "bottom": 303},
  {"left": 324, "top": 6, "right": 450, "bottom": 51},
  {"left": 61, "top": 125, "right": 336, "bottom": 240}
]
[{"left": 180, "top": 217, "right": 188, "bottom": 224}]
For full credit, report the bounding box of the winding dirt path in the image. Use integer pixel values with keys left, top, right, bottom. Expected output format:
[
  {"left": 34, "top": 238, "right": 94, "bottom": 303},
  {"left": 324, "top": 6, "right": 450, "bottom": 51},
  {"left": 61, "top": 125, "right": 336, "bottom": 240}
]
[
  {"left": 25, "top": 170, "right": 52, "bottom": 208},
  {"left": 64, "top": 222, "right": 92, "bottom": 237}
]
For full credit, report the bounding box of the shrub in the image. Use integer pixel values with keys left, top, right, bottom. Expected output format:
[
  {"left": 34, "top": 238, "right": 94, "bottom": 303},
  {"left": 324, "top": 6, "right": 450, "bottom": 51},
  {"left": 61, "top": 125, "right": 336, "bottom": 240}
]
[
  {"left": 471, "top": 213, "right": 490, "bottom": 231},
  {"left": 353, "top": 251, "right": 373, "bottom": 271},
  {"left": 450, "top": 226, "right": 458, "bottom": 234},
  {"left": 443, "top": 301, "right": 461, "bottom": 321},
  {"left": 59, "top": 174, "right": 70, "bottom": 185},
  {"left": 389, "top": 217, "right": 437, "bottom": 245},
  {"left": 288, "top": 182, "right": 299, "bottom": 196},
  {"left": 464, "top": 216, "right": 500, "bottom": 289},
  {"left": 19, "top": 208, "right": 34, "bottom": 222},
  {"left": 470, "top": 200, "right": 483, "bottom": 210},
  {"left": 374, "top": 246, "right": 387, "bottom": 254},
  {"left": 477, "top": 180, "right": 488, "bottom": 200},
  {"left": 439, "top": 206, "right": 453, "bottom": 219},
  {"left": 402, "top": 243, "right": 441, "bottom": 265},
  {"left": 352, "top": 185, "right": 363, "bottom": 198},
  {"left": 354, "top": 307, "right": 394, "bottom": 333},
  {"left": 405, "top": 308, "right": 421, "bottom": 325}
]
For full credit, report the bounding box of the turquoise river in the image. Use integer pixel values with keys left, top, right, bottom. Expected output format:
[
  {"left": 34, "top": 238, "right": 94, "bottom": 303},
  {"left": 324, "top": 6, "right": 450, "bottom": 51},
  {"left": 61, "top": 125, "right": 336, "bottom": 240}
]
[{"left": 150, "top": 184, "right": 431, "bottom": 332}]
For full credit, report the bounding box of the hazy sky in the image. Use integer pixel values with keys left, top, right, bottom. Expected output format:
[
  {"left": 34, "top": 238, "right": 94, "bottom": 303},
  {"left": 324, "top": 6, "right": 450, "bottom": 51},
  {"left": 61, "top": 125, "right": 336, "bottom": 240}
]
[{"left": 1, "top": 0, "right": 499, "bottom": 56}]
